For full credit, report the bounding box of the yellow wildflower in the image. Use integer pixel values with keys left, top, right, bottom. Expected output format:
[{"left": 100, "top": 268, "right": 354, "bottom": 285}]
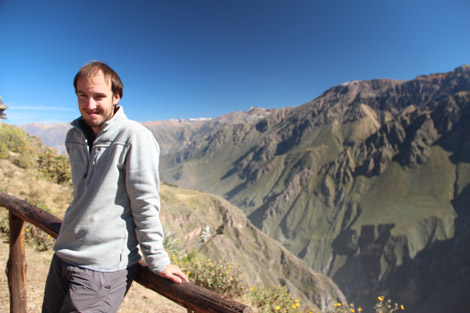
[
  {"left": 378, "top": 296, "right": 384, "bottom": 302},
  {"left": 275, "top": 305, "right": 280, "bottom": 310},
  {"left": 401, "top": 305, "right": 405, "bottom": 310}
]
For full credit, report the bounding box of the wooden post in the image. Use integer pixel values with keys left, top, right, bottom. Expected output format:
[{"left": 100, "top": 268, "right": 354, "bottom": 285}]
[{"left": 7, "top": 212, "right": 28, "bottom": 313}]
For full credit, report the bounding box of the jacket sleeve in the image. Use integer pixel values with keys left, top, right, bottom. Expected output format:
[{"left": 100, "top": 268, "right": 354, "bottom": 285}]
[{"left": 125, "top": 128, "right": 170, "bottom": 274}]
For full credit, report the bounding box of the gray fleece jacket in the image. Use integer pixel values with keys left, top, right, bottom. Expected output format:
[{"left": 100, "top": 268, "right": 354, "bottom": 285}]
[{"left": 54, "top": 106, "right": 170, "bottom": 274}]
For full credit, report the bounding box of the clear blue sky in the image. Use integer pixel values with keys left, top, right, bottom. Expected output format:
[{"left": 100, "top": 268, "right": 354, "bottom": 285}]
[{"left": 1, "top": 0, "right": 469, "bottom": 125}]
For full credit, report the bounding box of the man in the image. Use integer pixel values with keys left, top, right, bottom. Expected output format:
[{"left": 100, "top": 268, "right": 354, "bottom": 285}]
[{"left": 42, "top": 61, "right": 188, "bottom": 313}]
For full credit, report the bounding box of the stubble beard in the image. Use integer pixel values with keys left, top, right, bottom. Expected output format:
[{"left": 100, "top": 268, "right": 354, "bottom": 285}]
[{"left": 83, "top": 109, "right": 114, "bottom": 130}]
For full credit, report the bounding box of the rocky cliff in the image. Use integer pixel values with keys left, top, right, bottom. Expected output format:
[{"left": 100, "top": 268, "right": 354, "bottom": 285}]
[{"left": 157, "top": 65, "right": 470, "bottom": 312}]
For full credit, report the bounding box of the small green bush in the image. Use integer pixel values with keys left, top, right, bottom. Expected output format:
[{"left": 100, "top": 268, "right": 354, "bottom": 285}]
[
  {"left": 374, "top": 297, "right": 405, "bottom": 313},
  {"left": 0, "top": 124, "right": 34, "bottom": 168},
  {"left": 323, "top": 297, "right": 405, "bottom": 313},
  {"left": 0, "top": 124, "right": 71, "bottom": 185},
  {"left": 251, "top": 285, "right": 307, "bottom": 312},
  {"left": 36, "top": 148, "right": 71, "bottom": 185},
  {"left": 185, "top": 256, "right": 248, "bottom": 298},
  {"left": 24, "top": 223, "right": 55, "bottom": 251}
]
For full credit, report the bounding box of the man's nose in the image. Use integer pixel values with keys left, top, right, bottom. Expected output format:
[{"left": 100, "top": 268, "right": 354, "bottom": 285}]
[{"left": 83, "top": 97, "right": 97, "bottom": 109}]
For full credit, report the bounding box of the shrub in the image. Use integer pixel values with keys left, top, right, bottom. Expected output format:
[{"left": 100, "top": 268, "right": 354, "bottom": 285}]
[
  {"left": 323, "top": 297, "right": 405, "bottom": 313},
  {"left": 166, "top": 245, "right": 248, "bottom": 299},
  {"left": 184, "top": 256, "right": 248, "bottom": 298},
  {"left": 0, "top": 124, "right": 71, "bottom": 185},
  {"left": 250, "top": 285, "right": 308, "bottom": 313},
  {"left": 24, "top": 222, "right": 55, "bottom": 251},
  {"left": 36, "top": 148, "right": 71, "bottom": 185},
  {"left": 0, "top": 124, "right": 34, "bottom": 168},
  {"left": 374, "top": 296, "right": 405, "bottom": 313}
]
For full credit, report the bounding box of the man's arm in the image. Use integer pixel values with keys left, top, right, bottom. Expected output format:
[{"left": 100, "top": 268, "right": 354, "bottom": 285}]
[{"left": 125, "top": 128, "right": 187, "bottom": 283}]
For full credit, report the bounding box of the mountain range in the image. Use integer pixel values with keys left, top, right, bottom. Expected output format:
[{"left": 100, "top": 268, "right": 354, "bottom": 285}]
[{"left": 18, "top": 65, "right": 470, "bottom": 313}]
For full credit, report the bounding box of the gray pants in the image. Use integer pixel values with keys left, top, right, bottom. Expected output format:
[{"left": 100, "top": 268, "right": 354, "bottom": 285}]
[{"left": 42, "top": 254, "right": 139, "bottom": 313}]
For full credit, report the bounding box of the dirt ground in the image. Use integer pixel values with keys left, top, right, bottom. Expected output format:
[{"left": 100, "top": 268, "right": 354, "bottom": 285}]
[{"left": 0, "top": 236, "right": 186, "bottom": 313}]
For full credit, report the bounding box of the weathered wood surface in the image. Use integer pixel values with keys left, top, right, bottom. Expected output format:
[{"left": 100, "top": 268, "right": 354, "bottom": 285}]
[
  {"left": 7, "top": 213, "right": 27, "bottom": 313},
  {"left": 0, "top": 192, "right": 253, "bottom": 313},
  {"left": 0, "top": 192, "right": 61, "bottom": 238}
]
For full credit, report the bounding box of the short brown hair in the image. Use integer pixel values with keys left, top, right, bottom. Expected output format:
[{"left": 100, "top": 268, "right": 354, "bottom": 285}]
[{"left": 73, "top": 61, "right": 123, "bottom": 98}]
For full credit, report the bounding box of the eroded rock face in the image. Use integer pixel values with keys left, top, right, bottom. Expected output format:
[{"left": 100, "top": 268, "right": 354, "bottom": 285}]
[{"left": 155, "top": 65, "right": 470, "bottom": 312}]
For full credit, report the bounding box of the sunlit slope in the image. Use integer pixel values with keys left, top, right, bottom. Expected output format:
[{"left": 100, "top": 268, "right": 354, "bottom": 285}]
[
  {"left": 159, "top": 65, "right": 470, "bottom": 312},
  {"left": 158, "top": 184, "right": 345, "bottom": 309}
]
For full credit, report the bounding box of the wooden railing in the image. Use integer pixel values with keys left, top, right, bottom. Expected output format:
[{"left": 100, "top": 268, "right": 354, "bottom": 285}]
[{"left": 0, "top": 192, "right": 252, "bottom": 313}]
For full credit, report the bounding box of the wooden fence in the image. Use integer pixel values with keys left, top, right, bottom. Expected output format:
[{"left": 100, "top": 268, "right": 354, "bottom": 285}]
[{"left": 0, "top": 192, "right": 252, "bottom": 313}]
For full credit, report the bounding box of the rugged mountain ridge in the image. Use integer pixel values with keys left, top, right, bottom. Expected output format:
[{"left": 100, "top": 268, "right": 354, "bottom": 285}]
[
  {"left": 143, "top": 106, "right": 274, "bottom": 155},
  {"left": 158, "top": 65, "right": 470, "bottom": 312},
  {"left": 16, "top": 65, "right": 470, "bottom": 312},
  {"left": 18, "top": 122, "right": 71, "bottom": 154}
]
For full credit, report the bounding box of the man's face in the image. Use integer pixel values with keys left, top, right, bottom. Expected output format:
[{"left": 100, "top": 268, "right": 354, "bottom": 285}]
[{"left": 76, "top": 70, "right": 120, "bottom": 134}]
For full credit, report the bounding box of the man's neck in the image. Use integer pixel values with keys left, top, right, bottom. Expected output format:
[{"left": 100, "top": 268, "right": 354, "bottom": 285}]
[{"left": 79, "top": 119, "right": 96, "bottom": 151}]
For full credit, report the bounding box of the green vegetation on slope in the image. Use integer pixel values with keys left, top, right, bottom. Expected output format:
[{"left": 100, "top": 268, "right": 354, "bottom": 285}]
[{"left": 0, "top": 123, "right": 347, "bottom": 312}]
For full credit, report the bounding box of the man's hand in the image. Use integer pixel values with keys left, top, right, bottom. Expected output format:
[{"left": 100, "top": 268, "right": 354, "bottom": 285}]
[{"left": 159, "top": 264, "right": 189, "bottom": 284}]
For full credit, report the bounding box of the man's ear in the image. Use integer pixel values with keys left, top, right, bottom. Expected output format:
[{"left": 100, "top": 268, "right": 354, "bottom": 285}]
[{"left": 112, "top": 93, "right": 121, "bottom": 105}]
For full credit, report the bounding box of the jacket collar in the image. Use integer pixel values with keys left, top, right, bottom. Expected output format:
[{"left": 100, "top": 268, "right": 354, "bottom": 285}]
[{"left": 98, "top": 106, "right": 126, "bottom": 136}]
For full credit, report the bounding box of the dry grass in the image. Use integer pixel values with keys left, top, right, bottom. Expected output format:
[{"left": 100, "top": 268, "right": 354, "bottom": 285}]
[
  {"left": 0, "top": 159, "right": 72, "bottom": 216},
  {"left": 0, "top": 236, "right": 186, "bottom": 313},
  {"left": 0, "top": 236, "right": 53, "bottom": 313}
]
